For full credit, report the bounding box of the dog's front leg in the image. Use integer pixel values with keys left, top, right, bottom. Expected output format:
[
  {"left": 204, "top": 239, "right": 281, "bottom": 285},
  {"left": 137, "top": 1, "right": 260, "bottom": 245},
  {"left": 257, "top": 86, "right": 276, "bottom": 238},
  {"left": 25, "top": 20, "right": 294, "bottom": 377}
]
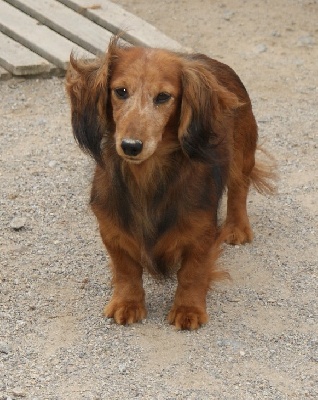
[
  {"left": 168, "top": 250, "right": 213, "bottom": 330},
  {"left": 103, "top": 246, "right": 146, "bottom": 325}
]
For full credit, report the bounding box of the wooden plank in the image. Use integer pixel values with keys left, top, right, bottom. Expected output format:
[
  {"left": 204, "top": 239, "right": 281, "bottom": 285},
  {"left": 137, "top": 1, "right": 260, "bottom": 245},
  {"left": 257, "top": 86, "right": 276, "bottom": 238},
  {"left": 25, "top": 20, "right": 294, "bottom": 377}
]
[
  {"left": 0, "top": 0, "right": 93, "bottom": 70},
  {"left": 6, "top": 0, "right": 112, "bottom": 55},
  {"left": 58, "top": 0, "right": 184, "bottom": 51},
  {"left": 0, "top": 31, "right": 50, "bottom": 75},
  {"left": 0, "top": 65, "right": 11, "bottom": 80}
]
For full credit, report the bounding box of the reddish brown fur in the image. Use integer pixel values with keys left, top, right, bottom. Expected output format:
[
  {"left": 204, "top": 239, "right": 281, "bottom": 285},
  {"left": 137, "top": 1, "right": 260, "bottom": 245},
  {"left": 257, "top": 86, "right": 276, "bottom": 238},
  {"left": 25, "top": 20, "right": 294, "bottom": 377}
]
[{"left": 66, "top": 37, "right": 275, "bottom": 330}]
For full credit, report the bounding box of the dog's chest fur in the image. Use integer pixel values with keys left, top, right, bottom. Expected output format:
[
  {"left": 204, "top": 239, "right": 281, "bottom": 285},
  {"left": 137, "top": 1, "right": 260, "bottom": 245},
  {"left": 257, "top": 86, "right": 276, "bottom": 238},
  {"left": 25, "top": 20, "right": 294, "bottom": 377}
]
[
  {"left": 115, "top": 158, "right": 217, "bottom": 240},
  {"left": 91, "top": 155, "right": 222, "bottom": 274}
]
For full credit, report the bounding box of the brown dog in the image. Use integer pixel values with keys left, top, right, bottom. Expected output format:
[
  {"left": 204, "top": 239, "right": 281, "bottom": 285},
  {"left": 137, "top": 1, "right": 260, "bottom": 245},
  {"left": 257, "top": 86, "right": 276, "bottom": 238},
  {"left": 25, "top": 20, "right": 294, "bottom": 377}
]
[{"left": 66, "top": 37, "right": 275, "bottom": 330}]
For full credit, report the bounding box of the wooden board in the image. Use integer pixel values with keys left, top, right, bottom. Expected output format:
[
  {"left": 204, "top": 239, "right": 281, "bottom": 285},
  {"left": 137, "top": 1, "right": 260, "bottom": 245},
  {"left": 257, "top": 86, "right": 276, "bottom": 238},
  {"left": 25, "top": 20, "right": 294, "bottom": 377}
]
[
  {"left": 0, "top": 0, "right": 183, "bottom": 78},
  {"left": 58, "top": 0, "right": 184, "bottom": 50},
  {"left": 0, "top": 65, "right": 11, "bottom": 80},
  {"left": 0, "top": 0, "right": 93, "bottom": 70},
  {"left": 6, "top": 0, "right": 112, "bottom": 55},
  {"left": 0, "top": 31, "right": 50, "bottom": 75}
]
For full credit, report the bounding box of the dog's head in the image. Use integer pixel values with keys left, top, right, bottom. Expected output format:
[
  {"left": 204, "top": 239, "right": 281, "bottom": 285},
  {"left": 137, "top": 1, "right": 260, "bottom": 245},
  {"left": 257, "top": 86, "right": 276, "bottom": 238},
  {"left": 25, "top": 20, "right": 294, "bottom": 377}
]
[{"left": 66, "top": 37, "right": 240, "bottom": 165}]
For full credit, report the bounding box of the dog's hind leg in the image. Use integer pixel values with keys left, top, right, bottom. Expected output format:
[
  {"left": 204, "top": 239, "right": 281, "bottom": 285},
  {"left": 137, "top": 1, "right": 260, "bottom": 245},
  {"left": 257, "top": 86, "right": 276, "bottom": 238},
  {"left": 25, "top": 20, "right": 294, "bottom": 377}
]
[
  {"left": 223, "top": 162, "right": 254, "bottom": 244},
  {"left": 221, "top": 114, "right": 258, "bottom": 245}
]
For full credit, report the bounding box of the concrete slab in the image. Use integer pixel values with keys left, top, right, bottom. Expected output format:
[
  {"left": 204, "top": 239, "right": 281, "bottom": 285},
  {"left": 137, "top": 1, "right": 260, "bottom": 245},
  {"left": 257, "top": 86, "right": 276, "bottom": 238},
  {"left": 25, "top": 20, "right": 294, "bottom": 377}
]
[
  {"left": 0, "top": 0, "right": 94, "bottom": 70},
  {"left": 0, "top": 31, "right": 50, "bottom": 76},
  {"left": 6, "top": 0, "right": 112, "bottom": 55},
  {"left": 58, "top": 0, "right": 184, "bottom": 51}
]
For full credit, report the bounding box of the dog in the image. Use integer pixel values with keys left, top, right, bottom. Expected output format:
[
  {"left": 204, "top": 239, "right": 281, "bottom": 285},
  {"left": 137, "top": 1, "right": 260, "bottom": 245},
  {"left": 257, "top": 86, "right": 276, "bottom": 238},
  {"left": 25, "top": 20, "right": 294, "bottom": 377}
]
[{"left": 66, "top": 37, "right": 275, "bottom": 330}]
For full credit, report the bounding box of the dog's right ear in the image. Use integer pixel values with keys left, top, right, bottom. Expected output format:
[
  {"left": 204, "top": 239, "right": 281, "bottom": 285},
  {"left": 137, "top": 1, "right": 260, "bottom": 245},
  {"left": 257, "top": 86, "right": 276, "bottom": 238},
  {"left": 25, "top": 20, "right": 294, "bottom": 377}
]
[{"left": 66, "top": 47, "right": 113, "bottom": 164}]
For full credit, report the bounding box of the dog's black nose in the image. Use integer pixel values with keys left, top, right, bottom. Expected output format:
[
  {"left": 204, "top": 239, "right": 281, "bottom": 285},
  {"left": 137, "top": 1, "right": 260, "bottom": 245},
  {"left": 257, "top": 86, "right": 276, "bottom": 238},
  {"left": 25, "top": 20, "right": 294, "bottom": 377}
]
[{"left": 121, "top": 139, "right": 143, "bottom": 157}]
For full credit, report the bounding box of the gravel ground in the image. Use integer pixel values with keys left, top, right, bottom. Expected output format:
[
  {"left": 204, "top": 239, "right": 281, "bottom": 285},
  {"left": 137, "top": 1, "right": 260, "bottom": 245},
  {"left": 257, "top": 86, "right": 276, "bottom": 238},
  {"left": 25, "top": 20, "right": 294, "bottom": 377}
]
[{"left": 1, "top": 1, "right": 317, "bottom": 399}]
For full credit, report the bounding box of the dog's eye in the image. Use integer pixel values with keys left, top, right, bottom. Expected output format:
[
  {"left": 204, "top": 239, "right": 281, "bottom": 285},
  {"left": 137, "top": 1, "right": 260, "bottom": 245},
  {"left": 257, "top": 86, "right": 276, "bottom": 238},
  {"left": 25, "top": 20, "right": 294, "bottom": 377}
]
[
  {"left": 114, "top": 88, "right": 129, "bottom": 99},
  {"left": 154, "top": 92, "right": 171, "bottom": 105}
]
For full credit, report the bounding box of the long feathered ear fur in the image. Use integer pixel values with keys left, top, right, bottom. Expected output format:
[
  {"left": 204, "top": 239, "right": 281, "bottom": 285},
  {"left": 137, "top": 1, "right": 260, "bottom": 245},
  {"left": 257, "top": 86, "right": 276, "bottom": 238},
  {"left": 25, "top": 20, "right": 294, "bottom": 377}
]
[
  {"left": 178, "top": 59, "right": 241, "bottom": 161},
  {"left": 65, "top": 38, "right": 120, "bottom": 164}
]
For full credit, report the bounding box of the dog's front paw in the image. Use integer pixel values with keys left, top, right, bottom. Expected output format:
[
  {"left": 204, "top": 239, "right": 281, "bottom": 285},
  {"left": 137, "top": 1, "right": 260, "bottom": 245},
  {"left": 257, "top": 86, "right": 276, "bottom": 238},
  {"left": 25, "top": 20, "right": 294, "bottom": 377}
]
[
  {"left": 168, "top": 305, "right": 208, "bottom": 330},
  {"left": 104, "top": 300, "right": 147, "bottom": 325}
]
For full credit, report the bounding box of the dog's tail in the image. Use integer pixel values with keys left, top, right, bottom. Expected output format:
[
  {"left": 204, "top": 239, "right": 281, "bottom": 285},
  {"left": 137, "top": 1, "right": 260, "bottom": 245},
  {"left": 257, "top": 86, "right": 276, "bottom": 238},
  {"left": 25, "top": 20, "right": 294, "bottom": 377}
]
[{"left": 250, "top": 145, "right": 278, "bottom": 195}]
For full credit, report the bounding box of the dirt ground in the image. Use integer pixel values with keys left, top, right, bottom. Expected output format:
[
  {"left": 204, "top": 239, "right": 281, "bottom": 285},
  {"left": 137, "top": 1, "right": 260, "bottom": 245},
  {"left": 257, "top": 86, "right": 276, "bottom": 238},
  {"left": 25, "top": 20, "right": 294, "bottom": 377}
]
[{"left": 0, "top": 1, "right": 317, "bottom": 399}]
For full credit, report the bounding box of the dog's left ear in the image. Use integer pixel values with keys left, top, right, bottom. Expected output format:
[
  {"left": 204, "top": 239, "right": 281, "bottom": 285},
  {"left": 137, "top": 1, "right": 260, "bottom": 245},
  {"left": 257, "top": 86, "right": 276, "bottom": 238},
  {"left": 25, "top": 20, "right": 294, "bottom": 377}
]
[
  {"left": 178, "top": 60, "right": 241, "bottom": 160},
  {"left": 66, "top": 44, "right": 114, "bottom": 164}
]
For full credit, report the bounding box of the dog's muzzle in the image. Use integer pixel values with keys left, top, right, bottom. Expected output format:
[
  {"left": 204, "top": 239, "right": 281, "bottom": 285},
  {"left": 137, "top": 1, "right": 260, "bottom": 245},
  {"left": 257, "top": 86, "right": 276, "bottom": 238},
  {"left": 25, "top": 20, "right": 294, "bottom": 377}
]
[{"left": 121, "top": 139, "right": 143, "bottom": 157}]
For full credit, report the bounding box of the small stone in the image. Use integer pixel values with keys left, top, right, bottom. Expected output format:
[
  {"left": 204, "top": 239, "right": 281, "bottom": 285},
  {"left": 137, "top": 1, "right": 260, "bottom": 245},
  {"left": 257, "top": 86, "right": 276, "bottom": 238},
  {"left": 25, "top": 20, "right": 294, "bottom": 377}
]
[
  {"left": 298, "top": 35, "right": 315, "bottom": 46},
  {"left": 119, "top": 363, "right": 127, "bottom": 373},
  {"left": 37, "top": 118, "right": 47, "bottom": 126},
  {"left": 0, "top": 342, "right": 12, "bottom": 354},
  {"left": 12, "top": 388, "right": 26, "bottom": 397},
  {"left": 10, "top": 217, "right": 26, "bottom": 231},
  {"left": 8, "top": 193, "right": 19, "bottom": 200},
  {"left": 48, "top": 160, "right": 57, "bottom": 168},
  {"left": 223, "top": 10, "right": 235, "bottom": 21},
  {"left": 294, "top": 58, "right": 304, "bottom": 66},
  {"left": 239, "top": 350, "right": 246, "bottom": 356},
  {"left": 254, "top": 44, "right": 268, "bottom": 54},
  {"left": 228, "top": 298, "right": 240, "bottom": 303},
  {"left": 271, "top": 30, "right": 281, "bottom": 37},
  {"left": 258, "top": 116, "right": 271, "bottom": 123}
]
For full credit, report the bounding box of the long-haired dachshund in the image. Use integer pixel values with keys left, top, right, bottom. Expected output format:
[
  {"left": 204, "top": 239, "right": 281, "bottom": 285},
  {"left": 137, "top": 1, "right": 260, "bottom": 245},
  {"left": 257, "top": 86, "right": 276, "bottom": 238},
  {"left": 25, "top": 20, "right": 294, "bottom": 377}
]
[{"left": 66, "top": 37, "right": 275, "bottom": 330}]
